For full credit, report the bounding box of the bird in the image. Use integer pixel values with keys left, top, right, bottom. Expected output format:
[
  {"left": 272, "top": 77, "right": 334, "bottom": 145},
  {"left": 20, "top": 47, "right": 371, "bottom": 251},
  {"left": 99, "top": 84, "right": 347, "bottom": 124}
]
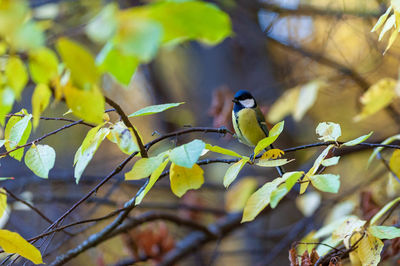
[{"left": 231, "top": 90, "right": 284, "bottom": 176}]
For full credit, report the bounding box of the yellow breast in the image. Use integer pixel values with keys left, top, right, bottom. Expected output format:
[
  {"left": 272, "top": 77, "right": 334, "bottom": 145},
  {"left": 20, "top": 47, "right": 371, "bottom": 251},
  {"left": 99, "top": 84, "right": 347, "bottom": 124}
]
[{"left": 233, "top": 108, "right": 267, "bottom": 146}]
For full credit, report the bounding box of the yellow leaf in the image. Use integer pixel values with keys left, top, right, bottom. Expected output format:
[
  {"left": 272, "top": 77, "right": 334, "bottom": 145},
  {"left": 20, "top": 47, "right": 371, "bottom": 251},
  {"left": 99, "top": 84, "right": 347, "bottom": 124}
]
[
  {"left": 56, "top": 37, "right": 100, "bottom": 88},
  {"left": 383, "top": 26, "right": 399, "bottom": 54},
  {"left": 31, "top": 83, "right": 51, "bottom": 129},
  {"left": 371, "top": 6, "right": 392, "bottom": 32},
  {"left": 223, "top": 158, "right": 249, "bottom": 188},
  {"left": 379, "top": 14, "right": 396, "bottom": 41},
  {"left": 125, "top": 156, "right": 163, "bottom": 180},
  {"left": 0, "top": 188, "right": 6, "bottom": 219},
  {"left": 260, "top": 149, "right": 284, "bottom": 160},
  {"left": 267, "top": 87, "right": 299, "bottom": 123},
  {"left": 332, "top": 216, "right": 366, "bottom": 242},
  {"left": 0, "top": 229, "right": 43, "bottom": 264},
  {"left": 28, "top": 47, "right": 59, "bottom": 84},
  {"left": 389, "top": 149, "right": 400, "bottom": 178},
  {"left": 393, "top": 0, "right": 400, "bottom": 12},
  {"left": 135, "top": 159, "right": 169, "bottom": 205},
  {"left": 296, "top": 231, "right": 318, "bottom": 256},
  {"left": 293, "top": 80, "right": 324, "bottom": 121},
  {"left": 169, "top": 163, "right": 204, "bottom": 197},
  {"left": 225, "top": 177, "right": 257, "bottom": 212},
  {"left": 5, "top": 56, "right": 28, "bottom": 99},
  {"left": 354, "top": 78, "right": 397, "bottom": 121},
  {"left": 63, "top": 83, "right": 105, "bottom": 124},
  {"left": 356, "top": 231, "right": 384, "bottom": 266}
]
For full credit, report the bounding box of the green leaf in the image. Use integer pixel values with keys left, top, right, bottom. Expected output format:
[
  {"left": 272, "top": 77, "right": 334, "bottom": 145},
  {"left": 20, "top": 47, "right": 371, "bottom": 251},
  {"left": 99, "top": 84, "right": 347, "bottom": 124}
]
[
  {"left": 125, "top": 154, "right": 164, "bottom": 180},
  {"left": 371, "top": 196, "right": 400, "bottom": 225},
  {"left": 205, "top": 143, "right": 243, "bottom": 158},
  {"left": 28, "top": 47, "right": 59, "bottom": 84},
  {"left": 128, "top": 102, "right": 185, "bottom": 117},
  {"left": 170, "top": 163, "right": 204, "bottom": 197},
  {"left": 24, "top": 144, "right": 56, "bottom": 179},
  {"left": 107, "top": 121, "right": 139, "bottom": 155},
  {"left": 74, "top": 128, "right": 110, "bottom": 183},
  {"left": 135, "top": 159, "right": 169, "bottom": 205},
  {"left": 343, "top": 132, "right": 373, "bottom": 146},
  {"left": 31, "top": 84, "right": 52, "bottom": 129},
  {"left": 5, "top": 56, "right": 28, "bottom": 99},
  {"left": 169, "top": 139, "right": 205, "bottom": 168},
  {"left": 86, "top": 3, "right": 118, "bottom": 43},
  {"left": 270, "top": 172, "right": 303, "bottom": 208},
  {"left": 316, "top": 122, "right": 341, "bottom": 142},
  {"left": 63, "top": 84, "right": 105, "bottom": 124},
  {"left": 369, "top": 225, "right": 400, "bottom": 239},
  {"left": 310, "top": 174, "right": 340, "bottom": 193},
  {"left": 0, "top": 229, "right": 43, "bottom": 265},
  {"left": 223, "top": 158, "right": 249, "bottom": 188},
  {"left": 96, "top": 42, "right": 139, "bottom": 86},
  {"left": 74, "top": 124, "right": 104, "bottom": 165},
  {"left": 253, "top": 121, "right": 284, "bottom": 156},
  {"left": 255, "top": 158, "right": 293, "bottom": 167},
  {"left": 368, "top": 134, "right": 400, "bottom": 166},
  {"left": 9, "top": 21, "right": 45, "bottom": 51},
  {"left": 321, "top": 156, "right": 340, "bottom": 167},
  {"left": 0, "top": 1, "right": 28, "bottom": 37},
  {"left": 115, "top": 16, "right": 162, "bottom": 62},
  {"left": 0, "top": 140, "right": 5, "bottom": 149},
  {"left": 56, "top": 37, "right": 100, "bottom": 88},
  {"left": 145, "top": 1, "right": 232, "bottom": 45},
  {"left": 4, "top": 111, "right": 32, "bottom": 161},
  {"left": 0, "top": 87, "right": 15, "bottom": 126}
]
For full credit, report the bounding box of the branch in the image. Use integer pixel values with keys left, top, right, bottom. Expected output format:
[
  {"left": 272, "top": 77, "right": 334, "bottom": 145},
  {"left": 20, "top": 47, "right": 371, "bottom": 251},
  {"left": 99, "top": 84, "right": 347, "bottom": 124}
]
[
  {"left": 259, "top": 3, "right": 381, "bottom": 18},
  {"left": 104, "top": 97, "right": 148, "bottom": 158},
  {"left": 5, "top": 113, "right": 95, "bottom": 127}
]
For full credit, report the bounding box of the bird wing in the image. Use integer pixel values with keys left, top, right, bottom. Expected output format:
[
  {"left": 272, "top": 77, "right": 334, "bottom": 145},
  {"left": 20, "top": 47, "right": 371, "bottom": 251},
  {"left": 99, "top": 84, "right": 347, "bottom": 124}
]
[{"left": 255, "top": 107, "right": 269, "bottom": 137}]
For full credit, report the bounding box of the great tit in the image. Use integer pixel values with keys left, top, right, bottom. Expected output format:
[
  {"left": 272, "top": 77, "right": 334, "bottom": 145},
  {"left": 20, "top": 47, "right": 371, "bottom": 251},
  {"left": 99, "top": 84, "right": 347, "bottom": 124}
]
[{"left": 232, "top": 90, "right": 284, "bottom": 176}]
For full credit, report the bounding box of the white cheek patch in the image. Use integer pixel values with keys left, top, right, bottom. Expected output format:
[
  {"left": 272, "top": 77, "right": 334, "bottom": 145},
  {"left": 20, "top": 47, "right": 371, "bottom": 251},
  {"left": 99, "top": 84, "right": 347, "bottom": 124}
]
[{"left": 240, "top": 99, "right": 255, "bottom": 108}]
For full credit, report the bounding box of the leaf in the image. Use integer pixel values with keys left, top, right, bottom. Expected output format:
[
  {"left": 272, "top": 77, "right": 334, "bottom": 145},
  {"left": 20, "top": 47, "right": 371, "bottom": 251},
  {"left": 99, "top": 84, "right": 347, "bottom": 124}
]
[
  {"left": 267, "top": 87, "right": 299, "bottom": 123},
  {"left": 0, "top": 87, "right": 15, "bottom": 126},
  {"left": 74, "top": 124, "right": 105, "bottom": 165},
  {"left": 170, "top": 163, "right": 204, "bottom": 197},
  {"left": 389, "top": 149, "right": 400, "bottom": 179},
  {"left": 368, "top": 134, "right": 400, "bottom": 165},
  {"left": 107, "top": 121, "right": 139, "bottom": 155},
  {"left": 56, "top": 37, "right": 100, "bottom": 88},
  {"left": 125, "top": 155, "right": 164, "bottom": 180},
  {"left": 241, "top": 176, "right": 287, "bottom": 223},
  {"left": 369, "top": 225, "right": 400, "bottom": 239},
  {"left": 370, "top": 196, "right": 400, "bottom": 225},
  {"left": 356, "top": 231, "right": 384, "bottom": 266},
  {"left": 0, "top": 140, "right": 5, "bottom": 149},
  {"left": 115, "top": 15, "right": 162, "bottom": 62},
  {"left": 223, "top": 158, "right": 249, "bottom": 188},
  {"left": 5, "top": 56, "right": 28, "bottom": 99},
  {"left": 96, "top": 42, "right": 139, "bottom": 86},
  {"left": 293, "top": 80, "right": 324, "bottom": 121},
  {"left": 24, "top": 144, "right": 56, "bottom": 179},
  {"left": 28, "top": 47, "right": 59, "bottom": 84},
  {"left": 296, "top": 231, "right": 318, "bottom": 256},
  {"left": 310, "top": 174, "right": 340, "bottom": 193},
  {"left": 383, "top": 27, "right": 399, "bottom": 54},
  {"left": 321, "top": 156, "right": 340, "bottom": 167},
  {"left": 205, "top": 143, "right": 243, "bottom": 158},
  {"left": 86, "top": 3, "right": 118, "bottom": 43},
  {"left": 255, "top": 158, "right": 293, "bottom": 167},
  {"left": 253, "top": 121, "right": 284, "bottom": 156},
  {"left": 315, "top": 236, "right": 342, "bottom": 257},
  {"left": 9, "top": 21, "right": 45, "bottom": 51},
  {"left": 332, "top": 216, "right": 366, "bottom": 241},
  {"left": 4, "top": 111, "right": 32, "bottom": 161},
  {"left": 169, "top": 139, "right": 205, "bottom": 168},
  {"left": 296, "top": 191, "right": 321, "bottom": 217},
  {"left": 270, "top": 172, "right": 303, "bottom": 208},
  {"left": 342, "top": 132, "right": 373, "bottom": 146},
  {"left": 0, "top": 229, "right": 43, "bottom": 264},
  {"left": 314, "top": 216, "right": 352, "bottom": 239},
  {"left": 63, "top": 83, "right": 105, "bottom": 124},
  {"left": 135, "top": 159, "right": 169, "bottom": 205},
  {"left": 31, "top": 83, "right": 52, "bottom": 129},
  {"left": 316, "top": 122, "right": 341, "bottom": 142},
  {"left": 225, "top": 177, "right": 258, "bottom": 212},
  {"left": 74, "top": 128, "right": 110, "bottom": 183},
  {"left": 354, "top": 78, "right": 397, "bottom": 121},
  {"left": 143, "top": 1, "right": 232, "bottom": 45},
  {"left": 379, "top": 14, "right": 395, "bottom": 41},
  {"left": 260, "top": 149, "right": 284, "bottom": 160},
  {"left": 0, "top": 188, "right": 6, "bottom": 219},
  {"left": 128, "top": 102, "right": 185, "bottom": 117},
  {"left": 371, "top": 6, "right": 392, "bottom": 32}
]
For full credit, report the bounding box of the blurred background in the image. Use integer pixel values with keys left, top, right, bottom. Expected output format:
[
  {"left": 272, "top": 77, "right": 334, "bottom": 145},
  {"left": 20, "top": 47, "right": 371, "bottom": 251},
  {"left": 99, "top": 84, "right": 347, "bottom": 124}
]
[{"left": 1, "top": 0, "right": 400, "bottom": 265}]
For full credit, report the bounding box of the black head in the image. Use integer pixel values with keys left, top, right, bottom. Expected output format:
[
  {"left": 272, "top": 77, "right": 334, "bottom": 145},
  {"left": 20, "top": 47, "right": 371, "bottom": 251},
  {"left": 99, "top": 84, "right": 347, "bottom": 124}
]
[{"left": 232, "top": 90, "right": 257, "bottom": 112}]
